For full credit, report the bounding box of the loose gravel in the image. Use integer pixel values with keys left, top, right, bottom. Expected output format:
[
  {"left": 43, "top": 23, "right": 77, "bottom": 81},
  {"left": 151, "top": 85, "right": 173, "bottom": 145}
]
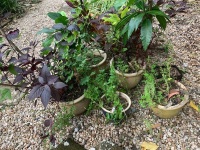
[{"left": 0, "top": 0, "right": 199, "bottom": 150}]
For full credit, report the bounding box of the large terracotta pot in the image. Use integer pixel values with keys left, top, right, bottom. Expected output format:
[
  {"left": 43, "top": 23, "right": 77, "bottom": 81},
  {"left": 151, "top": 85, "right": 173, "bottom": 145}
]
[
  {"left": 110, "top": 58, "right": 146, "bottom": 89},
  {"left": 151, "top": 81, "right": 189, "bottom": 119},
  {"left": 60, "top": 94, "right": 90, "bottom": 116}
]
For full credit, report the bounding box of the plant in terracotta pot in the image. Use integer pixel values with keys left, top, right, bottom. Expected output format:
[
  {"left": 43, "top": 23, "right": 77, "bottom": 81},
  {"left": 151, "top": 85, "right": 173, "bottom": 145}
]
[{"left": 140, "top": 62, "right": 189, "bottom": 119}]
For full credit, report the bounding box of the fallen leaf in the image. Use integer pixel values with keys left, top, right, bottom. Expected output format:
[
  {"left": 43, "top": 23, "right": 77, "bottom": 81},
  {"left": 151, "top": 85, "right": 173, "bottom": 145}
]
[
  {"left": 141, "top": 141, "right": 159, "bottom": 150},
  {"left": 189, "top": 101, "right": 199, "bottom": 112},
  {"left": 151, "top": 123, "right": 161, "bottom": 129}
]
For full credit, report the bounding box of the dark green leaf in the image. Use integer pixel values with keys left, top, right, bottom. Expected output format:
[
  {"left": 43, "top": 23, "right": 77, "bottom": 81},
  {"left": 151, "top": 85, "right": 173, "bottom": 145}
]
[
  {"left": 116, "top": 13, "right": 138, "bottom": 31},
  {"left": 8, "top": 64, "right": 17, "bottom": 75},
  {"left": 140, "top": 19, "right": 152, "bottom": 50},
  {"left": 156, "top": 16, "right": 167, "bottom": 30},
  {"left": 135, "top": 0, "right": 144, "bottom": 10},
  {"left": 55, "top": 16, "right": 68, "bottom": 25},
  {"left": 123, "top": 32, "right": 129, "bottom": 45},
  {"left": 42, "top": 36, "right": 54, "bottom": 47},
  {"left": 128, "top": 13, "right": 144, "bottom": 39},
  {"left": 47, "top": 12, "right": 62, "bottom": 20},
  {"left": 127, "top": 0, "right": 136, "bottom": 6},
  {"left": 147, "top": 10, "right": 169, "bottom": 19},
  {"left": 121, "top": 23, "right": 129, "bottom": 36},
  {"left": 0, "top": 88, "right": 12, "bottom": 101}
]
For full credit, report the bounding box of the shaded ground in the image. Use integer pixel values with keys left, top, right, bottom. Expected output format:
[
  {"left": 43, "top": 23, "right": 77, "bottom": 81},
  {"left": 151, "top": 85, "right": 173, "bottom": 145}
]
[{"left": 0, "top": 0, "right": 199, "bottom": 149}]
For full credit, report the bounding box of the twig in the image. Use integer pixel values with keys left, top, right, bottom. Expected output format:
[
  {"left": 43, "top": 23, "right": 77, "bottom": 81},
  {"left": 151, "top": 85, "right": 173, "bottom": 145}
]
[{"left": 0, "top": 28, "right": 23, "bottom": 55}]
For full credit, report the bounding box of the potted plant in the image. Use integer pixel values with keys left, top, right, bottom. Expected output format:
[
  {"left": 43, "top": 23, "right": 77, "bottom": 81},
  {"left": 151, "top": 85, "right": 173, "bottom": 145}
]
[
  {"left": 85, "top": 66, "right": 132, "bottom": 124},
  {"left": 110, "top": 57, "right": 146, "bottom": 89},
  {"left": 91, "top": 0, "right": 171, "bottom": 89},
  {"left": 140, "top": 62, "right": 189, "bottom": 119}
]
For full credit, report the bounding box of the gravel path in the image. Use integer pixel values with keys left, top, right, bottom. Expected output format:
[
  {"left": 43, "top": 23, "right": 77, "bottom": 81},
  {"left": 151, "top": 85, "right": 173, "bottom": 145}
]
[{"left": 0, "top": 0, "right": 199, "bottom": 150}]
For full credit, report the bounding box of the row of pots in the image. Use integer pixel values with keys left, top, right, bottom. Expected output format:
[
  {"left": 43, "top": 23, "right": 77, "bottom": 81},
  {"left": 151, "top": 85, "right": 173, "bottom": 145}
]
[{"left": 62, "top": 50, "right": 189, "bottom": 119}]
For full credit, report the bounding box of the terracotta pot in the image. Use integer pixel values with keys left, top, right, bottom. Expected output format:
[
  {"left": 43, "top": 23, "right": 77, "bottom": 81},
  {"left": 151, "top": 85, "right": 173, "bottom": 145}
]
[
  {"left": 110, "top": 58, "right": 146, "bottom": 89},
  {"left": 151, "top": 81, "right": 189, "bottom": 119},
  {"left": 101, "top": 91, "right": 131, "bottom": 114},
  {"left": 90, "top": 50, "right": 107, "bottom": 72},
  {"left": 60, "top": 94, "right": 90, "bottom": 116}
]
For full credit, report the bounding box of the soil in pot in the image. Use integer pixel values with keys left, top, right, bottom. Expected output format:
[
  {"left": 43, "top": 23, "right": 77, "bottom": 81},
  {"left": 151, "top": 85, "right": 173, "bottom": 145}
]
[
  {"left": 114, "top": 55, "right": 143, "bottom": 74},
  {"left": 60, "top": 82, "right": 85, "bottom": 102},
  {"left": 87, "top": 53, "right": 104, "bottom": 66},
  {"left": 151, "top": 81, "right": 189, "bottom": 119},
  {"left": 155, "top": 81, "right": 184, "bottom": 107},
  {"left": 102, "top": 95, "right": 129, "bottom": 112}
]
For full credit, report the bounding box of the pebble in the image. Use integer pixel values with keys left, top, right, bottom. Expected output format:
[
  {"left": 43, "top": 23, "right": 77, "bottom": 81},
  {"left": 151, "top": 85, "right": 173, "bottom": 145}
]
[
  {"left": 0, "top": 1, "right": 200, "bottom": 150},
  {"left": 64, "top": 141, "right": 69, "bottom": 146}
]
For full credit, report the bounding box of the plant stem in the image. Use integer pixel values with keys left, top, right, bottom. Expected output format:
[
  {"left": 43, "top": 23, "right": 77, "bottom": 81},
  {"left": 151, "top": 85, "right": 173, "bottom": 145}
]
[
  {"left": 0, "top": 83, "right": 29, "bottom": 89},
  {"left": 0, "top": 28, "right": 23, "bottom": 55}
]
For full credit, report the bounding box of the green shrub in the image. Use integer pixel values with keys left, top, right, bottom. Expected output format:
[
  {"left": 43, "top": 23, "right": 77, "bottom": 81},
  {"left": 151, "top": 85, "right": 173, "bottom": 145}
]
[{"left": 0, "top": 0, "right": 20, "bottom": 14}]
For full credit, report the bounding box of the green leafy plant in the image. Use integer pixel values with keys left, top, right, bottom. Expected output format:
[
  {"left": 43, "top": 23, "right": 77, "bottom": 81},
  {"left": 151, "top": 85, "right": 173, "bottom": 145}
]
[
  {"left": 115, "top": 0, "right": 170, "bottom": 50},
  {"left": 0, "top": 0, "right": 21, "bottom": 14},
  {"left": 0, "top": 87, "right": 12, "bottom": 101}
]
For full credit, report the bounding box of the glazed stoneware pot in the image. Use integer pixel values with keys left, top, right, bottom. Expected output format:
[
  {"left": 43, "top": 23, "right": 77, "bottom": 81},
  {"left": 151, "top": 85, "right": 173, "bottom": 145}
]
[
  {"left": 90, "top": 50, "right": 107, "bottom": 72},
  {"left": 101, "top": 91, "right": 132, "bottom": 115},
  {"left": 60, "top": 94, "right": 90, "bottom": 116},
  {"left": 151, "top": 81, "right": 189, "bottom": 119},
  {"left": 110, "top": 58, "right": 146, "bottom": 89}
]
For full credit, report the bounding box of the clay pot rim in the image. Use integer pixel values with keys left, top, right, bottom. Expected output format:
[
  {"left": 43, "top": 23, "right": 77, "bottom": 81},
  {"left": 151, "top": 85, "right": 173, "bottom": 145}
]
[
  {"left": 61, "top": 94, "right": 85, "bottom": 105},
  {"left": 153, "top": 80, "right": 189, "bottom": 110},
  {"left": 110, "top": 58, "right": 146, "bottom": 77},
  {"left": 101, "top": 91, "right": 132, "bottom": 113},
  {"left": 90, "top": 50, "right": 107, "bottom": 68}
]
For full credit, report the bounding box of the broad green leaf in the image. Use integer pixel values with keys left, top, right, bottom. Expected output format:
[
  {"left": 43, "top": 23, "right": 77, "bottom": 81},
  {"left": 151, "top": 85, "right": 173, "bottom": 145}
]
[
  {"left": 140, "top": 19, "right": 152, "bottom": 50},
  {"left": 37, "top": 28, "right": 55, "bottom": 35},
  {"left": 103, "top": 14, "right": 120, "bottom": 25},
  {"left": 135, "top": 0, "right": 145, "bottom": 10},
  {"left": 121, "top": 23, "right": 129, "bottom": 36},
  {"left": 147, "top": 10, "right": 169, "bottom": 19},
  {"left": 8, "top": 64, "right": 17, "bottom": 75},
  {"left": 55, "top": 16, "right": 69, "bottom": 25},
  {"left": 114, "top": 0, "right": 127, "bottom": 10},
  {"left": 116, "top": 12, "right": 138, "bottom": 30},
  {"left": 42, "top": 36, "right": 54, "bottom": 47},
  {"left": 123, "top": 32, "right": 129, "bottom": 45},
  {"left": 128, "top": 13, "right": 144, "bottom": 39},
  {"left": 47, "top": 12, "right": 62, "bottom": 20},
  {"left": 120, "top": 7, "right": 129, "bottom": 18},
  {"left": 156, "top": 16, "right": 167, "bottom": 30},
  {"left": 58, "top": 11, "right": 67, "bottom": 17},
  {"left": 0, "top": 88, "right": 12, "bottom": 101},
  {"left": 127, "top": 0, "right": 136, "bottom": 6}
]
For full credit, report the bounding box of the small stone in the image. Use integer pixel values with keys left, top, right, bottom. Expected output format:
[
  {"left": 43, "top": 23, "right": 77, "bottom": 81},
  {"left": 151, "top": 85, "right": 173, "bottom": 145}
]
[
  {"left": 74, "top": 128, "right": 79, "bottom": 132},
  {"left": 64, "top": 141, "right": 69, "bottom": 146}
]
